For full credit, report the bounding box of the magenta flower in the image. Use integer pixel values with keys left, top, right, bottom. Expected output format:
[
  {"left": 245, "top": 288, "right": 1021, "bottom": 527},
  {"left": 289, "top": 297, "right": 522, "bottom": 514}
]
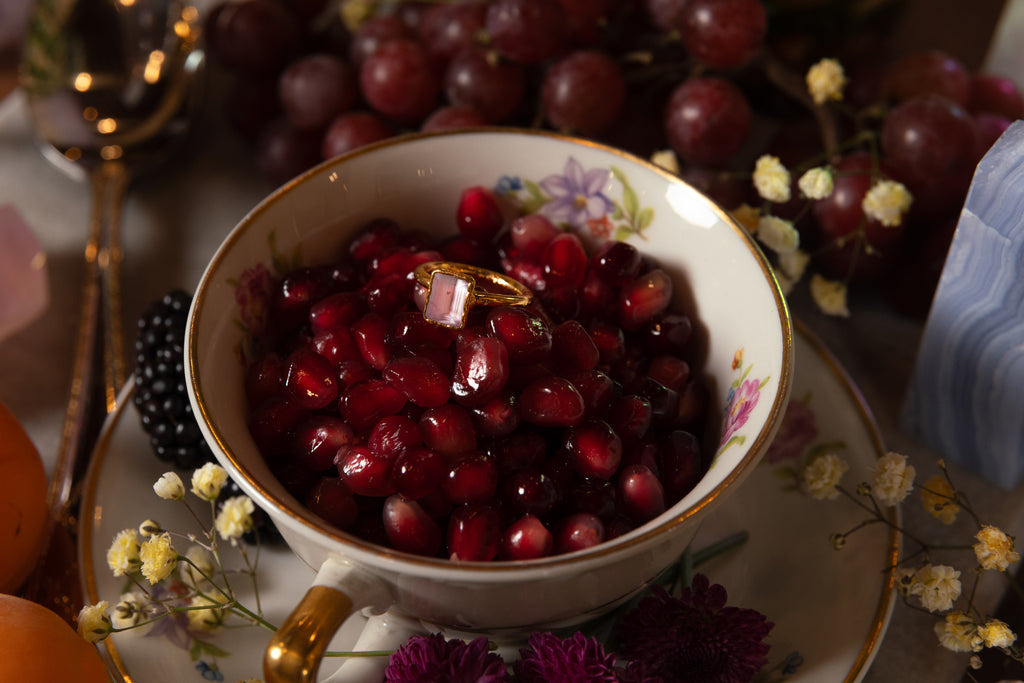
[
  {"left": 384, "top": 633, "right": 509, "bottom": 682},
  {"left": 233, "top": 263, "right": 274, "bottom": 336},
  {"left": 514, "top": 631, "right": 619, "bottom": 683},
  {"left": 719, "top": 377, "right": 761, "bottom": 447},
  {"left": 614, "top": 575, "right": 773, "bottom": 683},
  {"left": 538, "top": 157, "right": 614, "bottom": 229},
  {"left": 764, "top": 398, "right": 818, "bottom": 464}
]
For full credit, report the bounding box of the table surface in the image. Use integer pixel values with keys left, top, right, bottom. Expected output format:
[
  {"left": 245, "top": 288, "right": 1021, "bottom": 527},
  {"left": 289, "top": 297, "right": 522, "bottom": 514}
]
[{"left": 3, "top": 16, "right": 1024, "bottom": 682}]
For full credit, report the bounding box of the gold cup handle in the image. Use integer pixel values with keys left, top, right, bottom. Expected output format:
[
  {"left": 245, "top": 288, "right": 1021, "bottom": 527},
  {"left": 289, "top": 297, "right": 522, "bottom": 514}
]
[{"left": 264, "top": 557, "right": 393, "bottom": 683}]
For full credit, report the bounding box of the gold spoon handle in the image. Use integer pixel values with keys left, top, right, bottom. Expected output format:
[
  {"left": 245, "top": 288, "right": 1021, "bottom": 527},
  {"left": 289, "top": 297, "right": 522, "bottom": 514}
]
[{"left": 96, "top": 161, "right": 129, "bottom": 411}]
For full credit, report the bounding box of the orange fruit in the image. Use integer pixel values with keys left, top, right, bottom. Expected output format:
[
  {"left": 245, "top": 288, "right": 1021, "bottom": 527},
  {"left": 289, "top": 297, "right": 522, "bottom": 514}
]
[
  {"left": 0, "top": 399, "right": 48, "bottom": 593},
  {"left": 0, "top": 593, "right": 109, "bottom": 682}
]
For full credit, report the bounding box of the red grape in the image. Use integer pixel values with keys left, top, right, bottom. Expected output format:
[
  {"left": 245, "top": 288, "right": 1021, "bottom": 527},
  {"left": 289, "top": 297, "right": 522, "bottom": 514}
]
[
  {"left": 421, "top": 105, "right": 488, "bottom": 132},
  {"left": 485, "top": 0, "right": 569, "bottom": 65},
  {"left": 883, "top": 50, "right": 971, "bottom": 107},
  {"left": 419, "top": 1, "right": 488, "bottom": 67},
  {"left": 678, "top": 0, "right": 766, "bottom": 69},
  {"left": 348, "top": 14, "right": 414, "bottom": 67},
  {"left": 359, "top": 39, "right": 441, "bottom": 124},
  {"left": 256, "top": 118, "right": 323, "bottom": 185},
  {"left": 322, "top": 112, "right": 395, "bottom": 159},
  {"left": 663, "top": 77, "right": 752, "bottom": 166},
  {"left": 444, "top": 47, "right": 526, "bottom": 123},
  {"left": 541, "top": 50, "right": 626, "bottom": 136},
  {"left": 278, "top": 54, "right": 357, "bottom": 131},
  {"left": 969, "top": 72, "right": 1024, "bottom": 120},
  {"left": 206, "top": 0, "right": 301, "bottom": 74}
]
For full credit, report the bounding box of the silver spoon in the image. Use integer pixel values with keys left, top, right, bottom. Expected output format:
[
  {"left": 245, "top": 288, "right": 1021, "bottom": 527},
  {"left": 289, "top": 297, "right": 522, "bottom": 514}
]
[{"left": 18, "top": 0, "right": 204, "bottom": 621}]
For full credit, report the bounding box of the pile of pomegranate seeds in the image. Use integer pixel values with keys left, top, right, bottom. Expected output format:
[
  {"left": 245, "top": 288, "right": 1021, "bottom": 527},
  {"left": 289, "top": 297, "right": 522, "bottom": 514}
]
[{"left": 242, "top": 185, "right": 711, "bottom": 561}]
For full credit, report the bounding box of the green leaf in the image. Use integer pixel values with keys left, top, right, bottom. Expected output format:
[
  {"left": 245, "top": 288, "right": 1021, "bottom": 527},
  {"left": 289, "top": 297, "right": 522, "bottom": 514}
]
[
  {"left": 758, "top": 375, "right": 772, "bottom": 389},
  {"left": 637, "top": 207, "right": 654, "bottom": 232},
  {"left": 613, "top": 225, "right": 634, "bottom": 242},
  {"left": 190, "top": 638, "right": 231, "bottom": 659}
]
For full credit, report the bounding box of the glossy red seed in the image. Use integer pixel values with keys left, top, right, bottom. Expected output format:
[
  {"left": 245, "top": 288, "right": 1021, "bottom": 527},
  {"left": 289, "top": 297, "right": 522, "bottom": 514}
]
[
  {"left": 509, "top": 213, "right": 561, "bottom": 260},
  {"left": 349, "top": 218, "right": 402, "bottom": 265},
  {"left": 634, "top": 376, "right": 680, "bottom": 426},
  {"left": 245, "top": 352, "right": 284, "bottom": 408},
  {"left": 607, "top": 394, "right": 653, "bottom": 442},
  {"left": 569, "top": 477, "right": 616, "bottom": 520},
  {"left": 501, "top": 514, "right": 553, "bottom": 560},
  {"left": 338, "top": 378, "right": 407, "bottom": 432},
  {"left": 419, "top": 402, "right": 477, "bottom": 455},
  {"left": 362, "top": 272, "right": 409, "bottom": 315},
  {"left": 383, "top": 356, "right": 451, "bottom": 407},
  {"left": 570, "top": 369, "right": 617, "bottom": 417},
  {"left": 388, "top": 310, "right": 455, "bottom": 351},
  {"left": 352, "top": 312, "right": 393, "bottom": 370},
  {"left": 551, "top": 319, "right": 600, "bottom": 371},
  {"left": 367, "top": 414, "right": 422, "bottom": 460},
  {"left": 336, "top": 358, "right": 376, "bottom": 389},
  {"left": 590, "top": 240, "right": 642, "bottom": 284},
  {"left": 587, "top": 319, "right": 625, "bottom": 364},
  {"left": 501, "top": 255, "right": 548, "bottom": 293},
  {"left": 310, "top": 291, "right": 367, "bottom": 333},
  {"left": 503, "top": 468, "right": 559, "bottom": 517},
  {"left": 305, "top": 476, "right": 359, "bottom": 529},
  {"left": 618, "top": 464, "right": 666, "bottom": 523},
  {"left": 657, "top": 429, "right": 703, "bottom": 502},
  {"left": 619, "top": 268, "right": 673, "bottom": 330},
  {"left": 456, "top": 185, "right": 505, "bottom": 242},
  {"left": 393, "top": 446, "right": 447, "bottom": 499},
  {"left": 564, "top": 418, "right": 622, "bottom": 480},
  {"left": 554, "top": 512, "right": 605, "bottom": 554},
  {"left": 579, "top": 269, "right": 616, "bottom": 318},
  {"left": 313, "top": 327, "right": 361, "bottom": 366},
  {"left": 451, "top": 335, "right": 509, "bottom": 406},
  {"left": 382, "top": 494, "right": 442, "bottom": 556},
  {"left": 447, "top": 503, "right": 501, "bottom": 561},
  {"left": 274, "top": 266, "right": 332, "bottom": 330},
  {"left": 489, "top": 431, "right": 547, "bottom": 474},
  {"left": 519, "top": 376, "right": 586, "bottom": 427},
  {"left": 647, "top": 355, "right": 690, "bottom": 392},
  {"left": 539, "top": 285, "right": 581, "bottom": 322},
  {"left": 469, "top": 390, "right": 520, "bottom": 437},
  {"left": 644, "top": 312, "right": 694, "bottom": 355},
  {"left": 486, "top": 307, "right": 552, "bottom": 365},
  {"left": 283, "top": 348, "right": 338, "bottom": 410},
  {"left": 338, "top": 445, "right": 396, "bottom": 497},
  {"left": 292, "top": 415, "right": 356, "bottom": 472},
  {"left": 542, "top": 232, "right": 588, "bottom": 287},
  {"left": 443, "top": 451, "right": 498, "bottom": 504},
  {"left": 677, "top": 379, "right": 709, "bottom": 427},
  {"left": 248, "top": 396, "right": 310, "bottom": 456}
]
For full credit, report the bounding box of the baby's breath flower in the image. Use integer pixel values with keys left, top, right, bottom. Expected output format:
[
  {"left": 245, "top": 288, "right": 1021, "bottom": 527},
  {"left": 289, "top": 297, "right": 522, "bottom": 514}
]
[
  {"left": 731, "top": 203, "right": 761, "bottom": 233},
  {"left": 893, "top": 567, "right": 916, "bottom": 598},
  {"left": 920, "top": 475, "right": 960, "bottom": 524},
  {"left": 191, "top": 462, "right": 229, "bottom": 502},
  {"left": 912, "top": 564, "right": 961, "bottom": 613},
  {"left": 106, "top": 528, "right": 141, "bottom": 577},
  {"left": 139, "top": 519, "right": 162, "bottom": 537},
  {"left": 806, "top": 58, "right": 847, "bottom": 105},
  {"left": 872, "top": 451, "right": 915, "bottom": 507},
  {"left": 969, "top": 654, "right": 983, "bottom": 670},
  {"left": 974, "top": 525, "right": 1021, "bottom": 571},
  {"left": 153, "top": 471, "right": 185, "bottom": 500},
  {"left": 935, "top": 611, "right": 983, "bottom": 653},
  {"left": 979, "top": 619, "right": 1017, "bottom": 649},
  {"left": 76, "top": 602, "right": 112, "bottom": 643},
  {"left": 862, "top": 179, "right": 912, "bottom": 227},
  {"left": 797, "top": 167, "right": 834, "bottom": 199},
  {"left": 187, "top": 595, "right": 227, "bottom": 633},
  {"left": 139, "top": 532, "right": 178, "bottom": 584},
  {"left": 809, "top": 274, "right": 850, "bottom": 317},
  {"left": 777, "top": 248, "right": 810, "bottom": 282},
  {"left": 756, "top": 215, "right": 799, "bottom": 255},
  {"left": 753, "top": 155, "right": 791, "bottom": 203},
  {"left": 215, "top": 495, "right": 256, "bottom": 541},
  {"left": 802, "top": 452, "right": 849, "bottom": 500},
  {"left": 181, "top": 544, "right": 216, "bottom": 590},
  {"left": 829, "top": 533, "right": 846, "bottom": 550},
  {"left": 650, "top": 149, "right": 680, "bottom": 174},
  {"left": 111, "top": 593, "right": 149, "bottom": 629}
]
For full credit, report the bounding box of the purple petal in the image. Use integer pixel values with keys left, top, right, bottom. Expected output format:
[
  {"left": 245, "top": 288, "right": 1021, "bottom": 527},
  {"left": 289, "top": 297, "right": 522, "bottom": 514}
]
[{"left": 581, "top": 167, "right": 610, "bottom": 196}]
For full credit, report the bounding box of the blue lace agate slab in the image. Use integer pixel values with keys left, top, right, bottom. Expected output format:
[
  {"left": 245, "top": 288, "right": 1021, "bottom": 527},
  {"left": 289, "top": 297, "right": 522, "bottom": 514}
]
[{"left": 902, "top": 120, "right": 1024, "bottom": 489}]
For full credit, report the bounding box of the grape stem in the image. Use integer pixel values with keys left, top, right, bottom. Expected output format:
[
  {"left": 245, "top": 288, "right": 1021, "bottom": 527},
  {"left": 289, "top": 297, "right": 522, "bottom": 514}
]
[{"left": 761, "top": 53, "right": 839, "bottom": 158}]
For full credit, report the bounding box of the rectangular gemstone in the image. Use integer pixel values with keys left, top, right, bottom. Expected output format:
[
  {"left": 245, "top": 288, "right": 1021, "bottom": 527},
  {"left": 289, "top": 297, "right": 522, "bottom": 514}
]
[{"left": 424, "top": 271, "right": 472, "bottom": 328}]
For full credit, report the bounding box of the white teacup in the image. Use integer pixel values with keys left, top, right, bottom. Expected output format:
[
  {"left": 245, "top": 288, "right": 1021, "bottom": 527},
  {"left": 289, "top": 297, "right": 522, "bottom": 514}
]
[{"left": 185, "top": 129, "right": 794, "bottom": 682}]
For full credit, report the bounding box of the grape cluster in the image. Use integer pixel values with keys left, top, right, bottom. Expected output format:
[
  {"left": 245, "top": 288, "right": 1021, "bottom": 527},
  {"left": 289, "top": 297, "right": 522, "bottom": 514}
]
[{"left": 202, "top": 0, "right": 1023, "bottom": 315}]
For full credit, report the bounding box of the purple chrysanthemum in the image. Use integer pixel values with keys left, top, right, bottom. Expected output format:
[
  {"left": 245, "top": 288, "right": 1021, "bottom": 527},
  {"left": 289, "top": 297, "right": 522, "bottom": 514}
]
[
  {"left": 384, "top": 633, "right": 509, "bottom": 683},
  {"left": 514, "top": 631, "right": 620, "bottom": 683},
  {"left": 615, "top": 574, "right": 773, "bottom": 683}
]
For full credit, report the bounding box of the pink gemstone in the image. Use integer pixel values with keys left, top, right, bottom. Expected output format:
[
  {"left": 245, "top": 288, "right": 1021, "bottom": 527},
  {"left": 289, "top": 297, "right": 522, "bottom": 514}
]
[{"left": 424, "top": 271, "right": 472, "bottom": 328}]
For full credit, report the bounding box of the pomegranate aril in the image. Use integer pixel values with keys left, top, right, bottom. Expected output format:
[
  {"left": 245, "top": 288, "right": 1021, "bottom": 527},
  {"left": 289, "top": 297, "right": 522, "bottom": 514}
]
[
  {"left": 312, "top": 328, "right": 361, "bottom": 365},
  {"left": 470, "top": 390, "right": 520, "bottom": 437},
  {"left": 501, "top": 514, "right": 553, "bottom": 560},
  {"left": 647, "top": 355, "right": 690, "bottom": 392},
  {"left": 338, "top": 445, "right": 396, "bottom": 497},
  {"left": 338, "top": 379, "right": 407, "bottom": 432},
  {"left": 657, "top": 429, "right": 703, "bottom": 502},
  {"left": 618, "top": 464, "right": 666, "bottom": 524},
  {"left": 402, "top": 343, "right": 455, "bottom": 377},
  {"left": 306, "top": 476, "right": 358, "bottom": 530},
  {"left": 509, "top": 213, "right": 561, "bottom": 260},
  {"left": 551, "top": 319, "right": 599, "bottom": 371},
  {"left": 292, "top": 415, "right": 356, "bottom": 472},
  {"left": 607, "top": 394, "right": 653, "bottom": 442},
  {"left": 569, "top": 477, "right": 616, "bottom": 520},
  {"left": 634, "top": 376, "right": 680, "bottom": 426},
  {"left": 367, "top": 414, "right": 422, "bottom": 460},
  {"left": 443, "top": 235, "right": 503, "bottom": 269},
  {"left": 451, "top": 335, "right": 509, "bottom": 406},
  {"left": 486, "top": 306, "right": 552, "bottom": 365},
  {"left": 283, "top": 348, "right": 338, "bottom": 410},
  {"left": 383, "top": 356, "right": 451, "bottom": 407},
  {"left": 383, "top": 494, "right": 442, "bottom": 556},
  {"left": 554, "top": 512, "right": 605, "bottom": 554},
  {"left": 362, "top": 273, "right": 409, "bottom": 315},
  {"left": 539, "top": 285, "right": 581, "bottom": 322},
  {"left": 447, "top": 503, "right": 501, "bottom": 562},
  {"left": 388, "top": 310, "right": 455, "bottom": 351},
  {"left": 606, "top": 514, "right": 636, "bottom": 540},
  {"left": 542, "top": 232, "right": 588, "bottom": 288},
  {"left": 501, "top": 255, "right": 548, "bottom": 293},
  {"left": 564, "top": 418, "right": 622, "bottom": 480},
  {"left": 443, "top": 451, "right": 498, "bottom": 505},
  {"left": 677, "top": 379, "right": 709, "bottom": 427},
  {"left": 245, "top": 352, "right": 284, "bottom": 408},
  {"left": 310, "top": 291, "right": 367, "bottom": 333},
  {"left": 336, "top": 358, "right": 376, "bottom": 389},
  {"left": 519, "top": 376, "right": 586, "bottom": 427},
  {"left": 570, "top": 369, "right": 617, "bottom": 417},
  {"left": 271, "top": 456, "right": 320, "bottom": 501},
  {"left": 489, "top": 431, "right": 547, "bottom": 474},
  {"left": 503, "top": 468, "right": 559, "bottom": 517},
  {"left": 587, "top": 318, "right": 625, "bottom": 364},
  {"left": 579, "top": 269, "right": 616, "bottom": 318},
  {"left": 456, "top": 185, "right": 505, "bottom": 243},
  {"left": 349, "top": 218, "right": 403, "bottom": 266},
  {"left": 618, "top": 268, "right": 673, "bottom": 330},
  {"left": 248, "top": 396, "right": 310, "bottom": 456},
  {"left": 420, "top": 402, "right": 477, "bottom": 456},
  {"left": 393, "top": 446, "right": 446, "bottom": 499},
  {"left": 352, "top": 312, "right": 393, "bottom": 370},
  {"left": 590, "top": 240, "right": 642, "bottom": 285}
]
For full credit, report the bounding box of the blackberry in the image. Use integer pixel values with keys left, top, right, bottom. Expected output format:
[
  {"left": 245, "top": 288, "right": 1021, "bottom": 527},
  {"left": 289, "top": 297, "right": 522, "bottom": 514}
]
[{"left": 133, "top": 289, "right": 213, "bottom": 469}]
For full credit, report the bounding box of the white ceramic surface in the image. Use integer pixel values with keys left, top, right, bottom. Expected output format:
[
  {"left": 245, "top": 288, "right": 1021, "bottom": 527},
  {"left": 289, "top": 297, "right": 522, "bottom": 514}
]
[
  {"left": 81, "top": 323, "right": 894, "bottom": 682},
  {"left": 183, "top": 129, "right": 794, "bottom": 668}
]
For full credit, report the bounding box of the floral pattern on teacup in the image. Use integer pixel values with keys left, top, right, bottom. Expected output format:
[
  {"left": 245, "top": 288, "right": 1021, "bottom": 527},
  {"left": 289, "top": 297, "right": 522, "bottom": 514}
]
[
  {"left": 228, "top": 230, "right": 300, "bottom": 364},
  {"left": 764, "top": 392, "right": 848, "bottom": 490},
  {"left": 715, "top": 348, "right": 770, "bottom": 462},
  {"left": 495, "top": 156, "right": 654, "bottom": 241}
]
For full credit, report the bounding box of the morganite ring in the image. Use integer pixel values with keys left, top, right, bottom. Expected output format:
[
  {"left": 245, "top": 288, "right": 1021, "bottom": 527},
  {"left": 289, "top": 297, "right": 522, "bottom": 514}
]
[{"left": 414, "top": 261, "right": 533, "bottom": 329}]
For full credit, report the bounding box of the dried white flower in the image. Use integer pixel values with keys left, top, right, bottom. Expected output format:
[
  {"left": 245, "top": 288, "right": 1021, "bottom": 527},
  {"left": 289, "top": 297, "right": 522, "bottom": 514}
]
[
  {"left": 912, "top": 564, "right": 961, "bottom": 612},
  {"left": 215, "top": 495, "right": 256, "bottom": 541},
  {"left": 806, "top": 58, "right": 847, "bottom": 105},
  {"left": 650, "top": 149, "right": 680, "bottom": 174},
  {"left": 979, "top": 619, "right": 1017, "bottom": 649},
  {"left": 153, "top": 471, "right": 185, "bottom": 500},
  {"left": 809, "top": 274, "right": 850, "bottom": 317},
  {"left": 974, "top": 525, "right": 1021, "bottom": 571},
  {"left": 872, "top": 451, "right": 915, "bottom": 507},
  {"left": 106, "top": 528, "right": 141, "bottom": 577},
  {"left": 139, "top": 532, "right": 178, "bottom": 585},
  {"left": 753, "top": 155, "right": 792, "bottom": 203},
  {"left": 186, "top": 595, "right": 226, "bottom": 633},
  {"left": 862, "top": 179, "right": 912, "bottom": 227},
  {"left": 756, "top": 215, "right": 799, "bottom": 255},
  {"left": 76, "top": 602, "right": 112, "bottom": 643},
  {"left": 935, "top": 611, "right": 983, "bottom": 653},
  {"left": 798, "top": 167, "right": 834, "bottom": 199},
  {"left": 191, "top": 462, "right": 229, "bottom": 502},
  {"left": 181, "top": 544, "right": 216, "bottom": 590},
  {"left": 111, "top": 593, "right": 149, "bottom": 630},
  {"left": 801, "top": 452, "right": 849, "bottom": 501}
]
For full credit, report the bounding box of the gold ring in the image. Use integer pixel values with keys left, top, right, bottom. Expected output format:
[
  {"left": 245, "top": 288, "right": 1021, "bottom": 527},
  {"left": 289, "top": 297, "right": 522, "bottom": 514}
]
[{"left": 413, "top": 261, "right": 533, "bottom": 329}]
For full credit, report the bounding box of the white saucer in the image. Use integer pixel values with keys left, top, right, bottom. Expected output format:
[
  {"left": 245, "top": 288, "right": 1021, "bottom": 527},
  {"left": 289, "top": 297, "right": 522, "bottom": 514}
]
[{"left": 80, "top": 321, "right": 897, "bottom": 682}]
